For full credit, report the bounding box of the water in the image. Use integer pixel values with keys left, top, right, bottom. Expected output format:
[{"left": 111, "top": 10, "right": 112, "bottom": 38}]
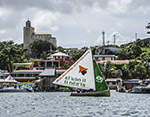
[{"left": 0, "top": 92, "right": 149, "bottom": 117}]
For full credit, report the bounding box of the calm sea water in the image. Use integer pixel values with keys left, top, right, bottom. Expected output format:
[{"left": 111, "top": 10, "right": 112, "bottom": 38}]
[{"left": 0, "top": 92, "right": 149, "bottom": 117}]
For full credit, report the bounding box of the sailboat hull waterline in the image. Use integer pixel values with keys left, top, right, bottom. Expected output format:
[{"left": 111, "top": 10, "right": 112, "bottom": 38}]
[{"left": 70, "top": 90, "right": 110, "bottom": 97}]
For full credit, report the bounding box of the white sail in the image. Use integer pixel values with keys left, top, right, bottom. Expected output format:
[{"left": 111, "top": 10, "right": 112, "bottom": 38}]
[{"left": 53, "top": 49, "right": 96, "bottom": 90}]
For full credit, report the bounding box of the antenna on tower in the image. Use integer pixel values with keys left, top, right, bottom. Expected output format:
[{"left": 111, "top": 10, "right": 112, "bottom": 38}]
[
  {"left": 102, "top": 31, "right": 105, "bottom": 46},
  {"left": 135, "top": 33, "right": 137, "bottom": 40},
  {"left": 113, "top": 34, "right": 116, "bottom": 45}
]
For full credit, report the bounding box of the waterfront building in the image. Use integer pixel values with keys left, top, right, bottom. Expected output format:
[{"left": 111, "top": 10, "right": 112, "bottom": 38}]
[
  {"left": 123, "top": 79, "right": 142, "bottom": 90},
  {"left": 11, "top": 70, "right": 43, "bottom": 82},
  {"left": 94, "top": 55, "right": 117, "bottom": 61},
  {"left": 23, "top": 20, "right": 57, "bottom": 49},
  {"left": 10, "top": 69, "right": 66, "bottom": 82},
  {"left": 38, "top": 68, "right": 57, "bottom": 91},
  {"left": 94, "top": 46, "right": 120, "bottom": 55},
  {"left": 32, "top": 52, "right": 73, "bottom": 70},
  {"left": 106, "top": 78, "right": 122, "bottom": 89}
]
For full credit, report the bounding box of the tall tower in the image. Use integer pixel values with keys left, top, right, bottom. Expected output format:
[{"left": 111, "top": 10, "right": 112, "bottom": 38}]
[
  {"left": 102, "top": 31, "right": 105, "bottom": 46},
  {"left": 23, "top": 20, "right": 34, "bottom": 49},
  {"left": 113, "top": 34, "right": 116, "bottom": 45},
  {"left": 135, "top": 33, "right": 137, "bottom": 40}
]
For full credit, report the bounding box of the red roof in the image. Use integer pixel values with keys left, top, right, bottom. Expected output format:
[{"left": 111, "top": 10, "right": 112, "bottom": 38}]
[
  {"left": 13, "top": 70, "right": 43, "bottom": 73},
  {"left": 56, "top": 69, "right": 66, "bottom": 72},
  {"left": 98, "top": 60, "right": 130, "bottom": 64},
  {"left": 106, "top": 78, "right": 122, "bottom": 81}
]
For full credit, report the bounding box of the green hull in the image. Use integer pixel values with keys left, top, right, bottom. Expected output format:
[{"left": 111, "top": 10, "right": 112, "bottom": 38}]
[{"left": 70, "top": 90, "right": 110, "bottom": 97}]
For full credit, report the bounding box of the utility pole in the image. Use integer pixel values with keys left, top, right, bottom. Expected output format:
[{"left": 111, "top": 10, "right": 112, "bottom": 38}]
[
  {"left": 102, "top": 31, "right": 105, "bottom": 46},
  {"left": 135, "top": 33, "right": 137, "bottom": 40},
  {"left": 107, "top": 41, "right": 110, "bottom": 45},
  {"left": 113, "top": 34, "right": 116, "bottom": 45}
]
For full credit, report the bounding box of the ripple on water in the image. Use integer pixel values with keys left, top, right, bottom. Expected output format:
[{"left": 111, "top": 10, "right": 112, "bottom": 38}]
[{"left": 0, "top": 92, "right": 150, "bottom": 117}]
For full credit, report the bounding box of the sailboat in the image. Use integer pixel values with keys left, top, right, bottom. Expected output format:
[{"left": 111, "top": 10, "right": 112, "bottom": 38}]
[{"left": 53, "top": 49, "right": 110, "bottom": 96}]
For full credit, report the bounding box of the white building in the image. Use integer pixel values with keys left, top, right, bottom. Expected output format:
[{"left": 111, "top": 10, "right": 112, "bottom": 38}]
[{"left": 94, "top": 55, "right": 117, "bottom": 61}]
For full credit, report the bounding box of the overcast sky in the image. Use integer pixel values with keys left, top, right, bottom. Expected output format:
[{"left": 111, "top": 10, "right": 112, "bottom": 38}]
[{"left": 0, "top": 0, "right": 150, "bottom": 48}]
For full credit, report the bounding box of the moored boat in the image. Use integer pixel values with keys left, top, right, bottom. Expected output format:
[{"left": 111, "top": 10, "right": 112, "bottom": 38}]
[
  {"left": 0, "top": 87, "right": 30, "bottom": 92},
  {"left": 128, "top": 86, "right": 150, "bottom": 94}
]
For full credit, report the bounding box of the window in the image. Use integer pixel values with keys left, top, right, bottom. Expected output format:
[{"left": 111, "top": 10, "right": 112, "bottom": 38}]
[
  {"left": 102, "top": 57, "right": 105, "bottom": 60},
  {"left": 56, "top": 56, "right": 61, "bottom": 59},
  {"left": 54, "top": 62, "right": 59, "bottom": 67},
  {"left": 33, "top": 74, "right": 39, "bottom": 77},
  {"left": 18, "top": 74, "right": 24, "bottom": 77},
  {"left": 112, "top": 82, "right": 116, "bottom": 85},
  {"left": 40, "top": 62, "right": 45, "bottom": 67},
  {"left": 26, "top": 74, "right": 32, "bottom": 77},
  {"left": 33, "top": 62, "right": 38, "bottom": 67},
  {"left": 65, "top": 61, "right": 69, "bottom": 65},
  {"left": 47, "top": 62, "right": 52, "bottom": 67}
]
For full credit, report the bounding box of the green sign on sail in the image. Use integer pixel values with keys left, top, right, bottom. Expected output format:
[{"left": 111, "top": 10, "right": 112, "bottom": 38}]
[{"left": 93, "top": 60, "right": 109, "bottom": 91}]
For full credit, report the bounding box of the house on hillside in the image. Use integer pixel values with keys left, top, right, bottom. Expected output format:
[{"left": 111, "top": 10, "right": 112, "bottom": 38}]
[
  {"left": 32, "top": 52, "right": 73, "bottom": 70},
  {"left": 94, "top": 46, "right": 120, "bottom": 55}
]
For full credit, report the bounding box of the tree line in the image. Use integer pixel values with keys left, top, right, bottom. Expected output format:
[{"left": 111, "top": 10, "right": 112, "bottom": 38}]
[{"left": 0, "top": 21, "right": 150, "bottom": 78}]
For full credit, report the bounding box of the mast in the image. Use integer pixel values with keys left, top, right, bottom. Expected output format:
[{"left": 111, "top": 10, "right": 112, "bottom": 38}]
[{"left": 90, "top": 48, "right": 97, "bottom": 91}]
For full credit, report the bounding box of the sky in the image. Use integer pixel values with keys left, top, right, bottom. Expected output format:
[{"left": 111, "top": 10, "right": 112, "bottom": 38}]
[{"left": 0, "top": 0, "right": 150, "bottom": 48}]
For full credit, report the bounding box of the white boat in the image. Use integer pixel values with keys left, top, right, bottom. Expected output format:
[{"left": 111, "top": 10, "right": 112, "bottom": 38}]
[
  {"left": 0, "top": 75, "right": 33, "bottom": 92},
  {"left": 53, "top": 49, "right": 110, "bottom": 96},
  {"left": 0, "top": 87, "right": 30, "bottom": 92}
]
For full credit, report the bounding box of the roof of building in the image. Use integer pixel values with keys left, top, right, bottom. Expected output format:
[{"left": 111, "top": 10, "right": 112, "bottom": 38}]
[
  {"left": 106, "top": 78, "right": 122, "bottom": 82},
  {"left": 39, "top": 69, "right": 55, "bottom": 76},
  {"left": 94, "top": 55, "right": 117, "bottom": 57},
  {"left": 51, "top": 52, "right": 68, "bottom": 57},
  {"left": 123, "top": 79, "right": 142, "bottom": 83},
  {"left": 34, "top": 33, "right": 51, "bottom": 35},
  {"left": 13, "top": 63, "right": 32, "bottom": 66},
  {"left": 12, "top": 70, "right": 43, "bottom": 73},
  {"left": 0, "top": 75, "right": 17, "bottom": 83},
  {"left": 98, "top": 60, "right": 141, "bottom": 64},
  {"left": 98, "top": 60, "right": 130, "bottom": 64}
]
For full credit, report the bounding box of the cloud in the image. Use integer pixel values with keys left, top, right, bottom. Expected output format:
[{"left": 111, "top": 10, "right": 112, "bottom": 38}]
[
  {"left": 32, "top": 10, "right": 60, "bottom": 32},
  {"left": 0, "top": 0, "right": 150, "bottom": 48},
  {"left": 0, "top": 30, "right": 5, "bottom": 34},
  {"left": 107, "top": 0, "right": 132, "bottom": 13}
]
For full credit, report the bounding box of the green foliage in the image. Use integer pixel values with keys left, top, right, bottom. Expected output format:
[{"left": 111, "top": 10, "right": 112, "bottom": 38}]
[
  {"left": 57, "top": 46, "right": 65, "bottom": 53},
  {"left": 146, "top": 22, "right": 150, "bottom": 34},
  {"left": 62, "top": 64, "right": 70, "bottom": 69},
  {"left": 15, "top": 65, "right": 30, "bottom": 70},
  {"left": 30, "top": 39, "right": 56, "bottom": 59},
  {"left": 69, "top": 49, "right": 87, "bottom": 61},
  {"left": 105, "top": 49, "right": 115, "bottom": 55},
  {"left": 0, "top": 41, "right": 24, "bottom": 72},
  {"left": 117, "top": 39, "right": 143, "bottom": 60},
  {"left": 100, "top": 62, "right": 115, "bottom": 78},
  {"left": 99, "top": 60, "right": 147, "bottom": 79}
]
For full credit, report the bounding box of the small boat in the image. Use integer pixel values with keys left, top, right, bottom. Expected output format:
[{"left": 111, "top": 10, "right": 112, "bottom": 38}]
[
  {"left": 0, "top": 87, "right": 30, "bottom": 92},
  {"left": 53, "top": 49, "right": 110, "bottom": 97},
  {"left": 128, "top": 86, "right": 150, "bottom": 94}
]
